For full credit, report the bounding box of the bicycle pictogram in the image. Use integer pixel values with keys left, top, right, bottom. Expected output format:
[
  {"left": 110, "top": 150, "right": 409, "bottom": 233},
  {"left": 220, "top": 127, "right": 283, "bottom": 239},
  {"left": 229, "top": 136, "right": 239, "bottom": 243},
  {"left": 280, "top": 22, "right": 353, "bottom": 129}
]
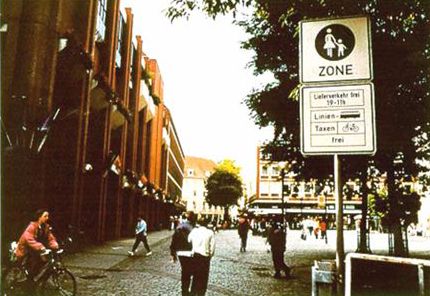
[{"left": 342, "top": 122, "right": 359, "bottom": 133}]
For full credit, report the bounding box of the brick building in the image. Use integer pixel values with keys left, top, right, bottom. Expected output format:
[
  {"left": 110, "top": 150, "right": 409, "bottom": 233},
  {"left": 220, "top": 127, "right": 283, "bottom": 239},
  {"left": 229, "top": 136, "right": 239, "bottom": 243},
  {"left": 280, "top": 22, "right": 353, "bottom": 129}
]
[{"left": 1, "top": 0, "right": 185, "bottom": 247}]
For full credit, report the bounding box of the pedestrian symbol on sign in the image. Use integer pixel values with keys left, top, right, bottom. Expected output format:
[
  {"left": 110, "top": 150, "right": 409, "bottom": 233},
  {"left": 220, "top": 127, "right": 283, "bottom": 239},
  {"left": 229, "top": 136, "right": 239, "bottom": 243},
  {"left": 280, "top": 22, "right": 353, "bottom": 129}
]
[{"left": 315, "top": 24, "right": 355, "bottom": 61}]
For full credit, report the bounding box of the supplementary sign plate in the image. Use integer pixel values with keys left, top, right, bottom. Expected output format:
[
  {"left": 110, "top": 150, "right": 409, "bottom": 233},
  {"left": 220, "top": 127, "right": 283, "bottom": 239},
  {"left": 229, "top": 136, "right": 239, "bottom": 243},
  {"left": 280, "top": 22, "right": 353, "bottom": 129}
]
[{"left": 300, "top": 83, "right": 376, "bottom": 155}]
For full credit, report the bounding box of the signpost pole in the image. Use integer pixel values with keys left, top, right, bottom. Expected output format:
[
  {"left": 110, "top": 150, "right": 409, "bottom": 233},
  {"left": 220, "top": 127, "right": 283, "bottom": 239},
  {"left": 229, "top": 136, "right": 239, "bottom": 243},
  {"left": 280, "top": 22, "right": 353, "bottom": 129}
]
[
  {"left": 281, "top": 168, "right": 286, "bottom": 227},
  {"left": 334, "top": 154, "right": 345, "bottom": 292}
]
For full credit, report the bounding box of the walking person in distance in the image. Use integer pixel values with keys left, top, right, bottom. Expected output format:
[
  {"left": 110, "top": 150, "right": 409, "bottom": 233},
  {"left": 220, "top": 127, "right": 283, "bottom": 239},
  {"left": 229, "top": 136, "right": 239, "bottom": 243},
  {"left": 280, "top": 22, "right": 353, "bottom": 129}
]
[
  {"left": 128, "top": 214, "right": 152, "bottom": 256},
  {"left": 238, "top": 214, "right": 250, "bottom": 252},
  {"left": 267, "top": 220, "right": 291, "bottom": 279}
]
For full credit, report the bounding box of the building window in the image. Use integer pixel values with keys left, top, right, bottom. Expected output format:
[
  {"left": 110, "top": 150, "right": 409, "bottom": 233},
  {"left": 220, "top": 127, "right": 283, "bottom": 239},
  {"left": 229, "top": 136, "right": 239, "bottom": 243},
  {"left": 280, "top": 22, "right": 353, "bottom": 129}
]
[
  {"left": 188, "top": 169, "right": 194, "bottom": 176},
  {"left": 96, "top": 0, "right": 107, "bottom": 42},
  {"left": 115, "top": 12, "right": 125, "bottom": 68},
  {"left": 130, "top": 44, "right": 136, "bottom": 87},
  {"left": 193, "top": 190, "right": 197, "bottom": 197},
  {"left": 262, "top": 166, "right": 268, "bottom": 176}
]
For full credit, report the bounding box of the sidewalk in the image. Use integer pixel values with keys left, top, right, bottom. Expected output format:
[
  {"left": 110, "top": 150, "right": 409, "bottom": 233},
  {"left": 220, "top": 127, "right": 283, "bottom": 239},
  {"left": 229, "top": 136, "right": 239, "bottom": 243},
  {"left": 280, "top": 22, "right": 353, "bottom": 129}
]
[{"left": 64, "top": 230, "right": 173, "bottom": 271}]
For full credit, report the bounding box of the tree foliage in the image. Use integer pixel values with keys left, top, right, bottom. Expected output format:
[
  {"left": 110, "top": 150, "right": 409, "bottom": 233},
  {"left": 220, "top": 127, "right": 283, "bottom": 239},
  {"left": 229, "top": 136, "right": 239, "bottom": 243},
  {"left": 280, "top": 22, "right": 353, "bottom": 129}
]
[
  {"left": 167, "top": 0, "right": 430, "bottom": 255},
  {"left": 166, "top": 0, "right": 249, "bottom": 21},
  {"left": 167, "top": 0, "right": 430, "bottom": 173},
  {"left": 370, "top": 181, "right": 421, "bottom": 229},
  {"left": 216, "top": 159, "right": 242, "bottom": 176},
  {"left": 205, "top": 161, "right": 243, "bottom": 209}
]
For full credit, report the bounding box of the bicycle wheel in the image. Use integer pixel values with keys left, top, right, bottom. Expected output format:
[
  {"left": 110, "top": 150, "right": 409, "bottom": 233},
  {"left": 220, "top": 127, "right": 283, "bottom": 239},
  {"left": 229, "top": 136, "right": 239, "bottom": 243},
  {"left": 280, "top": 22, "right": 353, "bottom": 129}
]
[
  {"left": 41, "top": 268, "right": 76, "bottom": 296},
  {"left": 1, "top": 266, "right": 29, "bottom": 296}
]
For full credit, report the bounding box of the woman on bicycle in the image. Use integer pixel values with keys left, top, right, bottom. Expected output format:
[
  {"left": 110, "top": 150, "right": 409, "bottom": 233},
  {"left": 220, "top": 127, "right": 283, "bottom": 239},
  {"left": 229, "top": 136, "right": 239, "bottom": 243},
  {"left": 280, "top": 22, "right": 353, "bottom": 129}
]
[{"left": 15, "top": 209, "right": 59, "bottom": 278}]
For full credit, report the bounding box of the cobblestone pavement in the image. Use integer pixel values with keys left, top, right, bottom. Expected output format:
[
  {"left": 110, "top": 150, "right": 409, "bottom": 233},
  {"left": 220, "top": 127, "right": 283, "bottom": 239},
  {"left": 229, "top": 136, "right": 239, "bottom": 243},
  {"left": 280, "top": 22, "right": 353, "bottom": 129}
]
[{"left": 64, "top": 230, "right": 430, "bottom": 295}]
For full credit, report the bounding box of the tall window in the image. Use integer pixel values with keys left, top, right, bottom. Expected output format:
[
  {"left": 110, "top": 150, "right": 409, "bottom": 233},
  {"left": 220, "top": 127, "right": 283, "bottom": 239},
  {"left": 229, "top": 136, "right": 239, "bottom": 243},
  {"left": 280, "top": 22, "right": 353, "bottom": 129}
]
[
  {"left": 262, "top": 166, "right": 268, "bottom": 176},
  {"left": 96, "top": 0, "right": 107, "bottom": 42},
  {"left": 115, "top": 12, "right": 125, "bottom": 68},
  {"left": 130, "top": 45, "right": 136, "bottom": 88},
  {"left": 272, "top": 166, "right": 280, "bottom": 177}
]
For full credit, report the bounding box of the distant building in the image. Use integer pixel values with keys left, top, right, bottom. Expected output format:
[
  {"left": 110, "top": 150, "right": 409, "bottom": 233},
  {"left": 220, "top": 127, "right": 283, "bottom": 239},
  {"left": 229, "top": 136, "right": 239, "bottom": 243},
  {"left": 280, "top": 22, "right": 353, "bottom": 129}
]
[
  {"left": 250, "top": 146, "right": 361, "bottom": 228},
  {"left": 183, "top": 156, "right": 223, "bottom": 221},
  {"left": 418, "top": 192, "right": 430, "bottom": 236}
]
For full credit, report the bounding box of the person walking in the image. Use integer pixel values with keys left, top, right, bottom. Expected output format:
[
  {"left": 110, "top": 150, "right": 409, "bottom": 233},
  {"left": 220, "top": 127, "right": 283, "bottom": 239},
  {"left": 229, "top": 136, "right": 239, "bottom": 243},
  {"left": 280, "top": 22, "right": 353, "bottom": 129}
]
[
  {"left": 313, "top": 218, "right": 320, "bottom": 239},
  {"left": 128, "top": 215, "right": 152, "bottom": 256},
  {"left": 238, "top": 215, "right": 250, "bottom": 252},
  {"left": 188, "top": 217, "right": 215, "bottom": 296},
  {"left": 170, "top": 211, "right": 196, "bottom": 296},
  {"left": 300, "top": 219, "right": 308, "bottom": 240},
  {"left": 267, "top": 221, "right": 291, "bottom": 279},
  {"left": 305, "top": 217, "right": 314, "bottom": 236},
  {"left": 319, "top": 218, "right": 328, "bottom": 244}
]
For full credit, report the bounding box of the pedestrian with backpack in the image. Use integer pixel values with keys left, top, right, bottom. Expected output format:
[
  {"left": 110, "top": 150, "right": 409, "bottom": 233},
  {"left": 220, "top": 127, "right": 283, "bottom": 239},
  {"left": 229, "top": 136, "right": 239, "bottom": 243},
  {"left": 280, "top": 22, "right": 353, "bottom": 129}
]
[{"left": 170, "top": 211, "right": 196, "bottom": 296}]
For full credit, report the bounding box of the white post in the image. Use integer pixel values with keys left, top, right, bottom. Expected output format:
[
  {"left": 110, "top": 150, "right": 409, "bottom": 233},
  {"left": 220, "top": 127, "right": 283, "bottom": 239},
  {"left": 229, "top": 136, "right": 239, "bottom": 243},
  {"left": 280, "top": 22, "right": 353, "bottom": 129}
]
[
  {"left": 418, "top": 264, "right": 425, "bottom": 296},
  {"left": 345, "top": 254, "right": 352, "bottom": 296}
]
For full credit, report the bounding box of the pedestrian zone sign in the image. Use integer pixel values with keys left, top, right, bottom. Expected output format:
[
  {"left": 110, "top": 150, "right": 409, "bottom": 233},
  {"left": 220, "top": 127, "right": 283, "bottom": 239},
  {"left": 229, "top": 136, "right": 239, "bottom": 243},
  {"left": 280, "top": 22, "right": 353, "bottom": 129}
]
[
  {"left": 299, "top": 16, "right": 372, "bottom": 84},
  {"left": 300, "top": 83, "right": 376, "bottom": 155}
]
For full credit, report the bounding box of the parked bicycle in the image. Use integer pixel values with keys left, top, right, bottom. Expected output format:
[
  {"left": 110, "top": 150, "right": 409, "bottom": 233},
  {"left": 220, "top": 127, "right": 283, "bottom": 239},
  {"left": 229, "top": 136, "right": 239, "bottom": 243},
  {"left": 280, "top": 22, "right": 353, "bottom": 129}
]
[{"left": 2, "top": 238, "right": 76, "bottom": 296}]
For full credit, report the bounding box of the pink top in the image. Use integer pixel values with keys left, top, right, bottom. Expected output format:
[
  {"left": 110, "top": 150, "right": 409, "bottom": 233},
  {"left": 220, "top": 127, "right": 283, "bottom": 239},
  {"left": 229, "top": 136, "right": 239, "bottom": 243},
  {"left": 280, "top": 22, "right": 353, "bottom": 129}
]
[{"left": 15, "top": 221, "right": 58, "bottom": 259}]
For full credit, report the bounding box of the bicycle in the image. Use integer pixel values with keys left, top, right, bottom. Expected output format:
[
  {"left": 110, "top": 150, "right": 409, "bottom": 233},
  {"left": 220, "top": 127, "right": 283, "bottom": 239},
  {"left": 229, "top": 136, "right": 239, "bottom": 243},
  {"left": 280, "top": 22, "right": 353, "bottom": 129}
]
[{"left": 2, "top": 240, "right": 77, "bottom": 296}]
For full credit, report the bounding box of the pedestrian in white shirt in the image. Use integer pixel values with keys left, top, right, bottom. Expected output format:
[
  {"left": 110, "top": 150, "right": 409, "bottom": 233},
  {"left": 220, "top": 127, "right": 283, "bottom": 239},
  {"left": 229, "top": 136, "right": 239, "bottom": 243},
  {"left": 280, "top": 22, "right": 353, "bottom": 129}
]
[{"left": 188, "top": 217, "right": 215, "bottom": 296}]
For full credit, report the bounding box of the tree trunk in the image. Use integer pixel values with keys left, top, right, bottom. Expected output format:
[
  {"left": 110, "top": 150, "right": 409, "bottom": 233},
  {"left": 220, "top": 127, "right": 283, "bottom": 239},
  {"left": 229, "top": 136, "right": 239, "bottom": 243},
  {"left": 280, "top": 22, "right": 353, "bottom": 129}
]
[
  {"left": 386, "top": 168, "right": 406, "bottom": 257},
  {"left": 359, "top": 174, "right": 370, "bottom": 253},
  {"left": 223, "top": 206, "right": 230, "bottom": 222},
  {"left": 392, "top": 222, "right": 406, "bottom": 257}
]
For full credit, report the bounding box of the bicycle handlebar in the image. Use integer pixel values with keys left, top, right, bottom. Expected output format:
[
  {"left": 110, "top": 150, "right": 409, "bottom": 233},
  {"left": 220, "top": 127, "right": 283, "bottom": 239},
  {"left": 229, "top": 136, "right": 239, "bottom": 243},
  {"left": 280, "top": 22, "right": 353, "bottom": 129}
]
[
  {"left": 40, "top": 248, "right": 64, "bottom": 256},
  {"left": 40, "top": 249, "right": 52, "bottom": 256}
]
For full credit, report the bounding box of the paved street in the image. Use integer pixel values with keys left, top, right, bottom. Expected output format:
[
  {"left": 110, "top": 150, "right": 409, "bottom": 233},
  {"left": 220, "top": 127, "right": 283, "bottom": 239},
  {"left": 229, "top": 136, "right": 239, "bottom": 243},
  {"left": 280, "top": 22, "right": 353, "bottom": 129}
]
[{"left": 64, "top": 230, "right": 430, "bottom": 295}]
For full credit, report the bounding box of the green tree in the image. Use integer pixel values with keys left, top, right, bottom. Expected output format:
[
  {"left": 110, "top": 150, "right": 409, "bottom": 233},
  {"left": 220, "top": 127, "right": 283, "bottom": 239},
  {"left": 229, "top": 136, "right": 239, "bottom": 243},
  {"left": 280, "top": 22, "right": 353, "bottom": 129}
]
[
  {"left": 371, "top": 180, "right": 421, "bottom": 231},
  {"left": 167, "top": 0, "right": 430, "bottom": 256},
  {"left": 205, "top": 161, "right": 243, "bottom": 221},
  {"left": 217, "top": 159, "right": 241, "bottom": 175}
]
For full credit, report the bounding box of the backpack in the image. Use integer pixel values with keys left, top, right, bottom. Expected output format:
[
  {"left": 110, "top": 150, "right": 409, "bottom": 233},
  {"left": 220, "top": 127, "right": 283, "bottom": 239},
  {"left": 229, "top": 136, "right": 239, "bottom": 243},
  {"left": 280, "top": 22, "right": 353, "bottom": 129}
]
[{"left": 170, "top": 224, "right": 192, "bottom": 254}]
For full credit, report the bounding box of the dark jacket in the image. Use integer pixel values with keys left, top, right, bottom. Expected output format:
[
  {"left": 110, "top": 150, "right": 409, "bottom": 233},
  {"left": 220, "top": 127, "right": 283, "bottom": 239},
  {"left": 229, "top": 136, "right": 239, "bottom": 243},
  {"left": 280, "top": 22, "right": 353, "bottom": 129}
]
[
  {"left": 267, "top": 225, "right": 286, "bottom": 252},
  {"left": 238, "top": 221, "right": 250, "bottom": 238},
  {"left": 170, "top": 221, "right": 193, "bottom": 256}
]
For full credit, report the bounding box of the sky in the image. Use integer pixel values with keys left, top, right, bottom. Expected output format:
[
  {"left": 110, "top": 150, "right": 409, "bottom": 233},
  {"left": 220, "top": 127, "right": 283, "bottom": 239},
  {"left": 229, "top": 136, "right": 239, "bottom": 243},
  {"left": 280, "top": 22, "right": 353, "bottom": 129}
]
[{"left": 120, "top": 0, "right": 274, "bottom": 186}]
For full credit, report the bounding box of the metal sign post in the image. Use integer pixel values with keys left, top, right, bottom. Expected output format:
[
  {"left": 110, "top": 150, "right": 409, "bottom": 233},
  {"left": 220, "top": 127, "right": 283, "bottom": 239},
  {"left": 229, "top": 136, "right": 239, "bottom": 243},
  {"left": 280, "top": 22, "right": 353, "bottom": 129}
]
[{"left": 334, "top": 154, "right": 344, "bottom": 292}]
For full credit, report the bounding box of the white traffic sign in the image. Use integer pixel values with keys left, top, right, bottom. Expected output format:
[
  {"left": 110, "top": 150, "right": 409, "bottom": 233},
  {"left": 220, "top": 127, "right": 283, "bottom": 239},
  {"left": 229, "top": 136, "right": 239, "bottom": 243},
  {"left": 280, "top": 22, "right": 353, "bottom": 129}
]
[
  {"left": 299, "top": 16, "right": 372, "bottom": 84},
  {"left": 300, "top": 83, "right": 376, "bottom": 155}
]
